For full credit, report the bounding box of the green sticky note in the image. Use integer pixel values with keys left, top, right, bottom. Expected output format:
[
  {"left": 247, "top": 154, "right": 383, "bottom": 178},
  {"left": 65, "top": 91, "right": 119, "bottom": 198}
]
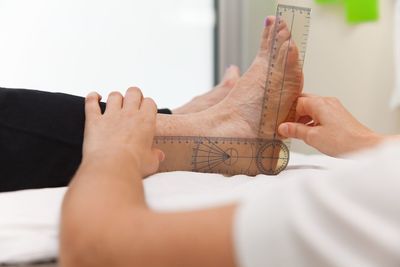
[{"left": 345, "top": 0, "right": 378, "bottom": 23}]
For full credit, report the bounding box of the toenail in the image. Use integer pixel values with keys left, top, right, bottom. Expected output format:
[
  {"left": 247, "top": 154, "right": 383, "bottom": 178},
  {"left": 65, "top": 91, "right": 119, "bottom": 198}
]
[{"left": 264, "top": 16, "right": 271, "bottom": 27}]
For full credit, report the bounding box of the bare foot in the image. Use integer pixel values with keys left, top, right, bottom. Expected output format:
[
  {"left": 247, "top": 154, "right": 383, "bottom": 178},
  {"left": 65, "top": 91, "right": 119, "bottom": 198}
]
[
  {"left": 172, "top": 65, "right": 240, "bottom": 114},
  {"left": 205, "top": 16, "right": 303, "bottom": 138},
  {"left": 156, "top": 17, "right": 303, "bottom": 139}
]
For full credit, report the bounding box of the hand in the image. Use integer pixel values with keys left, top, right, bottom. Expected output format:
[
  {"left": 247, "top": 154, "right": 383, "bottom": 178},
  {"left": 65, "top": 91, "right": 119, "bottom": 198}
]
[
  {"left": 82, "top": 87, "right": 164, "bottom": 177},
  {"left": 278, "top": 94, "right": 383, "bottom": 157}
]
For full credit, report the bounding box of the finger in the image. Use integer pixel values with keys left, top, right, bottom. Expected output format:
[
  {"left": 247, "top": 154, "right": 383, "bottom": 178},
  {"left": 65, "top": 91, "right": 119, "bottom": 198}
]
[
  {"left": 140, "top": 97, "right": 158, "bottom": 120},
  {"left": 105, "top": 91, "right": 123, "bottom": 114},
  {"left": 143, "top": 149, "right": 164, "bottom": 177},
  {"left": 123, "top": 87, "right": 143, "bottom": 113},
  {"left": 297, "top": 115, "right": 313, "bottom": 125},
  {"left": 278, "top": 122, "right": 314, "bottom": 144},
  {"left": 155, "top": 148, "right": 165, "bottom": 162},
  {"left": 296, "top": 96, "right": 322, "bottom": 119},
  {"left": 85, "top": 92, "right": 102, "bottom": 121},
  {"left": 301, "top": 92, "right": 318, "bottom": 98}
]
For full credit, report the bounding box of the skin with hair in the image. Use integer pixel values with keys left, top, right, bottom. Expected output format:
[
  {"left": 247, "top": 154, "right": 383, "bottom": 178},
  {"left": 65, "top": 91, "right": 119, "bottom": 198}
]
[
  {"left": 60, "top": 88, "right": 237, "bottom": 267},
  {"left": 59, "top": 16, "right": 399, "bottom": 267}
]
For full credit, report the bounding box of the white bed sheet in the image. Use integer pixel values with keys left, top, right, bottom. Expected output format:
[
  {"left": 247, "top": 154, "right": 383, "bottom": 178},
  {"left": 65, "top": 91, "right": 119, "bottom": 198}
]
[{"left": 0, "top": 152, "right": 342, "bottom": 264}]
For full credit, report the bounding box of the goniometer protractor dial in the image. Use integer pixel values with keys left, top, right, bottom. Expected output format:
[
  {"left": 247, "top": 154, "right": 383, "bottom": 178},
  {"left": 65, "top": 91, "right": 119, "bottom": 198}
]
[
  {"left": 192, "top": 138, "right": 257, "bottom": 175},
  {"left": 256, "top": 140, "right": 289, "bottom": 175}
]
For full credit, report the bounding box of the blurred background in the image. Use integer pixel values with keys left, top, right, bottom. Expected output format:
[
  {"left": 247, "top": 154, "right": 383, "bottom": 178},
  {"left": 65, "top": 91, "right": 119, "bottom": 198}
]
[{"left": 0, "top": 0, "right": 399, "bottom": 154}]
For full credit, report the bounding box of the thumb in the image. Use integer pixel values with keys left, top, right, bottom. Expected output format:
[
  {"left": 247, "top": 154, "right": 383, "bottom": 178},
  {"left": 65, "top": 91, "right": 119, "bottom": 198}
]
[
  {"left": 278, "top": 122, "right": 313, "bottom": 143},
  {"left": 143, "top": 149, "right": 165, "bottom": 177},
  {"left": 156, "top": 149, "right": 165, "bottom": 162},
  {"left": 155, "top": 149, "right": 165, "bottom": 162}
]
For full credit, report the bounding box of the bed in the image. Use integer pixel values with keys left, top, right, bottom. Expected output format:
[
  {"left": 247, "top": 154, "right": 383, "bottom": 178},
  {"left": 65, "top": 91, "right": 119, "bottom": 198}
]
[{"left": 0, "top": 152, "right": 342, "bottom": 266}]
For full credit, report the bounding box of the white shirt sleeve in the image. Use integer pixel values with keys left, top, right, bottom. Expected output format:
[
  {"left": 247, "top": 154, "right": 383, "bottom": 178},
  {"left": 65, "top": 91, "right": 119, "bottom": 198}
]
[{"left": 234, "top": 142, "right": 400, "bottom": 267}]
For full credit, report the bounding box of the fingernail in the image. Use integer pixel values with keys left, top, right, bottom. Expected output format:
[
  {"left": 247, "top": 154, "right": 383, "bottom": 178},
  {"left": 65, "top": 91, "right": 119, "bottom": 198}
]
[
  {"left": 279, "top": 124, "right": 289, "bottom": 136},
  {"left": 264, "top": 16, "right": 271, "bottom": 27},
  {"left": 87, "top": 92, "right": 99, "bottom": 99},
  {"left": 160, "top": 151, "right": 165, "bottom": 162}
]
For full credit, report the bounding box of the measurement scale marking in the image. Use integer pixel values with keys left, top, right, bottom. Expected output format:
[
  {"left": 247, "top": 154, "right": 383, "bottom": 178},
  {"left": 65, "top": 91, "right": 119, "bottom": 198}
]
[{"left": 154, "top": 5, "right": 311, "bottom": 176}]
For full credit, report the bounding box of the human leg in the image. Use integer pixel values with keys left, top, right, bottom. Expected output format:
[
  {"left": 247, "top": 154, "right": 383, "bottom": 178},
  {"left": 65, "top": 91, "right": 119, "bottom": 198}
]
[
  {"left": 156, "top": 17, "right": 302, "bottom": 139},
  {"left": 0, "top": 16, "right": 302, "bottom": 191},
  {"left": 0, "top": 88, "right": 170, "bottom": 192}
]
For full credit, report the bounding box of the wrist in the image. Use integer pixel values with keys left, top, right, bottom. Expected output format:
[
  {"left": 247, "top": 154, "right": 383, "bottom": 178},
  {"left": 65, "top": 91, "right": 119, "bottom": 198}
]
[
  {"left": 362, "top": 131, "right": 385, "bottom": 148},
  {"left": 81, "top": 149, "right": 140, "bottom": 175},
  {"left": 380, "top": 134, "right": 400, "bottom": 143}
]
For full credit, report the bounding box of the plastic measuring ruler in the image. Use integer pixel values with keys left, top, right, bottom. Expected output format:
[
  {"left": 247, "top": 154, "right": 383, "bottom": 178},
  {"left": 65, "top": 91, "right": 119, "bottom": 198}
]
[{"left": 153, "top": 5, "right": 312, "bottom": 176}]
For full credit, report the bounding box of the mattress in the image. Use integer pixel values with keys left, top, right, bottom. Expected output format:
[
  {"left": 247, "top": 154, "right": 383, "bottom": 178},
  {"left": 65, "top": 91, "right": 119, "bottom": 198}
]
[{"left": 0, "top": 152, "right": 342, "bottom": 265}]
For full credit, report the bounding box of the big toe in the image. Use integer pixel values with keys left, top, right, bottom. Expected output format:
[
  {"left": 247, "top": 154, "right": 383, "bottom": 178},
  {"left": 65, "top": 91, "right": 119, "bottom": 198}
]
[
  {"left": 275, "top": 20, "right": 291, "bottom": 50},
  {"left": 277, "top": 40, "right": 300, "bottom": 70},
  {"left": 276, "top": 40, "right": 303, "bottom": 95}
]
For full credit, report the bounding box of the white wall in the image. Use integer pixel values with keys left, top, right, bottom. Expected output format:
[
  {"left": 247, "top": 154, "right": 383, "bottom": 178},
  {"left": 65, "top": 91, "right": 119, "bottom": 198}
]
[
  {"left": 0, "top": 0, "right": 215, "bottom": 109},
  {"left": 242, "top": 0, "right": 400, "bottom": 154}
]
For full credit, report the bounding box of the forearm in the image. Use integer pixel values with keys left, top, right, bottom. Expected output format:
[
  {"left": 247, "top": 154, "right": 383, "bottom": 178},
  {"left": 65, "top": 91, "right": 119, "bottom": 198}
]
[
  {"left": 385, "top": 134, "right": 400, "bottom": 142},
  {"left": 60, "top": 154, "right": 237, "bottom": 267},
  {"left": 60, "top": 154, "right": 147, "bottom": 266},
  {"left": 366, "top": 133, "right": 400, "bottom": 149}
]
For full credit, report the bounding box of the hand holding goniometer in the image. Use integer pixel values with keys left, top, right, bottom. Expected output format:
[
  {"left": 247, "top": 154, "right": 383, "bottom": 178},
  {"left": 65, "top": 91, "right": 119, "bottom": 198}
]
[{"left": 154, "top": 5, "right": 311, "bottom": 176}]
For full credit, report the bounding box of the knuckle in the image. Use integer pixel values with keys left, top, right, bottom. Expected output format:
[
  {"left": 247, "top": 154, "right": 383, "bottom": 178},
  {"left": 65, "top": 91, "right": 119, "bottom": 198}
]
[
  {"left": 86, "top": 92, "right": 99, "bottom": 102},
  {"left": 278, "top": 19, "right": 287, "bottom": 27},
  {"left": 278, "top": 31, "right": 288, "bottom": 39},
  {"left": 143, "top": 98, "right": 157, "bottom": 110},
  {"left": 281, "top": 40, "right": 290, "bottom": 49},
  {"left": 313, "top": 97, "right": 326, "bottom": 110},
  {"left": 145, "top": 97, "right": 156, "bottom": 106},
  {"left": 315, "top": 97, "right": 325, "bottom": 105},
  {"left": 109, "top": 91, "right": 122, "bottom": 98},
  {"left": 292, "top": 124, "right": 301, "bottom": 138},
  {"left": 86, "top": 96, "right": 96, "bottom": 103},
  {"left": 326, "top": 96, "right": 336, "bottom": 102},
  {"left": 325, "top": 97, "right": 339, "bottom": 105},
  {"left": 305, "top": 129, "right": 318, "bottom": 145},
  {"left": 127, "top": 86, "right": 142, "bottom": 95},
  {"left": 332, "top": 97, "right": 341, "bottom": 105}
]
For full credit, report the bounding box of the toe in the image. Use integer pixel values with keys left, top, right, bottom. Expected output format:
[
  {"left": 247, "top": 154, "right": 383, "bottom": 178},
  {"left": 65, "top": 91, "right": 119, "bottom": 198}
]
[
  {"left": 276, "top": 41, "right": 300, "bottom": 70},
  {"left": 275, "top": 20, "right": 291, "bottom": 49},
  {"left": 276, "top": 40, "right": 303, "bottom": 93},
  {"left": 258, "top": 16, "right": 276, "bottom": 58},
  {"left": 276, "top": 41, "right": 289, "bottom": 69},
  {"left": 225, "top": 65, "right": 241, "bottom": 79},
  {"left": 221, "top": 65, "right": 241, "bottom": 88},
  {"left": 286, "top": 42, "right": 300, "bottom": 67},
  {"left": 258, "top": 17, "right": 291, "bottom": 59}
]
